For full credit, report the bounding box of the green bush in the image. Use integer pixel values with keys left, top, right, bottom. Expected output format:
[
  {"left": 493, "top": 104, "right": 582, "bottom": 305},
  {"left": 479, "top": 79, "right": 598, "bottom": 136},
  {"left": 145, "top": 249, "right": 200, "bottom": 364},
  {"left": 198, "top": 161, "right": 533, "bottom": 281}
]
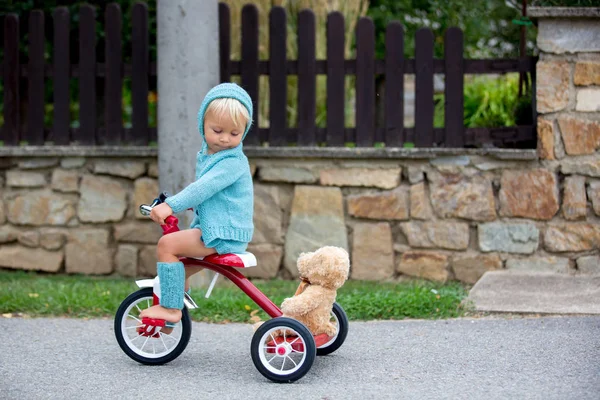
[{"left": 434, "top": 74, "right": 532, "bottom": 128}]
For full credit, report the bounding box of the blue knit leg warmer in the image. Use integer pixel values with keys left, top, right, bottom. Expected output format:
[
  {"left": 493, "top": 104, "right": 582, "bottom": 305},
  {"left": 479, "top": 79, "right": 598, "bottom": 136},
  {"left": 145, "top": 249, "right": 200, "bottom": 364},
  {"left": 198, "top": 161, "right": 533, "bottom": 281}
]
[{"left": 157, "top": 261, "right": 185, "bottom": 310}]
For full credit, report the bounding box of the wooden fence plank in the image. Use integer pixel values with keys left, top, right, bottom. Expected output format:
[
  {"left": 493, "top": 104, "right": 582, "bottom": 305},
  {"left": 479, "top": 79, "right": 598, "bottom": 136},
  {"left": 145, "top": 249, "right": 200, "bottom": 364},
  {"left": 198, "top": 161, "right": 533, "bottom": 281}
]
[
  {"left": 2, "top": 14, "right": 20, "bottom": 145},
  {"left": 131, "top": 2, "right": 149, "bottom": 145},
  {"left": 105, "top": 3, "right": 123, "bottom": 144},
  {"left": 326, "top": 12, "right": 345, "bottom": 146},
  {"left": 297, "top": 9, "right": 316, "bottom": 146},
  {"left": 444, "top": 27, "right": 464, "bottom": 147},
  {"left": 268, "top": 6, "right": 287, "bottom": 146},
  {"left": 414, "top": 28, "right": 434, "bottom": 147},
  {"left": 384, "top": 21, "right": 404, "bottom": 147},
  {"left": 355, "top": 17, "right": 375, "bottom": 147},
  {"left": 26, "top": 10, "right": 45, "bottom": 145},
  {"left": 219, "top": 3, "right": 231, "bottom": 83},
  {"left": 241, "top": 4, "right": 259, "bottom": 145},
  {"left": 78, "top": 5, "right": 96, "bottom": 144},
  {"left": 52, "top": 7, "right": 70, "bottom": 145}
]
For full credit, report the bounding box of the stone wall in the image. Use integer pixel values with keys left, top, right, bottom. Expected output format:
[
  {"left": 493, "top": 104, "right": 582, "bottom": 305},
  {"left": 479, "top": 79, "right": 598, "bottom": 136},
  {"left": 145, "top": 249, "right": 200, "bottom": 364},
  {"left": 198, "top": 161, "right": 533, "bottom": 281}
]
[
  {"left": 1, "top": 8, "right": 599, "bottom": 284},
  {"left": 0, "top": 145, "right": 598, "bottom": 283}
]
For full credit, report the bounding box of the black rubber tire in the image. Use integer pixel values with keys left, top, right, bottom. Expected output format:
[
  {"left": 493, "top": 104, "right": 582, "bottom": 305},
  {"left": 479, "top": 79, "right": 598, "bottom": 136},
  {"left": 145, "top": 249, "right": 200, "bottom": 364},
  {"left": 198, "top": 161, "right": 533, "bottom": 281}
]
[
  {"left": 114, "top": 288, "right": 192, "bottom": 365},
  {"left": 317, "top": 302, "right": 349, "bottom": 356},
  {"left": 251, "top": 317, "right": 316, "bottom": 383}
]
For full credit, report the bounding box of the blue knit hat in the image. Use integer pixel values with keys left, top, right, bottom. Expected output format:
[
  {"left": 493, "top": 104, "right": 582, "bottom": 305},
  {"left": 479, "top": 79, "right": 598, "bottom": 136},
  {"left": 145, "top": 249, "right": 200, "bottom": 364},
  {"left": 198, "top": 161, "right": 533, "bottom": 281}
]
[{"left": 197, "top": 83, "right": 254, "bottom": 142}]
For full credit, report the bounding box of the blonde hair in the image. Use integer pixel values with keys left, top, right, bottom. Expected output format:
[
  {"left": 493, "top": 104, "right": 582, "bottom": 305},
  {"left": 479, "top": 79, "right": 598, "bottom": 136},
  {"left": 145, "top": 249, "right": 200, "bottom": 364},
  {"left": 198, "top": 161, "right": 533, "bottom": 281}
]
[{"left": 206, "top": 98, "right": 251, "bottom": 130}]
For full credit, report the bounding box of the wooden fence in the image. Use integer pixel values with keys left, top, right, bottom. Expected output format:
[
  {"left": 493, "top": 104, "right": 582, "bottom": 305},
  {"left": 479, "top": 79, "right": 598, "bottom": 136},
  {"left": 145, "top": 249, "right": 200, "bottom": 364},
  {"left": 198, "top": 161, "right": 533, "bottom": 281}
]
[
  {"left": 0, "top": 3, "right": 537, "bottom": 148},
  {"left": 219, "top": 3, "right": 537, "bottom": 149},
  {"left": 0, "top": 3, "right": 156, "bottom": 146}
]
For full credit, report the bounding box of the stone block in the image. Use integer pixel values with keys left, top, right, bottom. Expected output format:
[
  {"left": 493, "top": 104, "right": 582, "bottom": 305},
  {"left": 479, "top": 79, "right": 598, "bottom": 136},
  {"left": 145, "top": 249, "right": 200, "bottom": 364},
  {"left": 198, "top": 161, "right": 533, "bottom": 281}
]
[
  {"left": 537, "top": 19, "right": 600, "bottom": 54},
  {"left": 0, "top": 244, "right": 63, "bottom": 272},
  {"left": 536, "top": 61, "right": 570, "bottom": 113},
  {"left": 401, "top": 221, "right": 469, "bottom": 250},
  {"left": 138, "top": 245, "right": 157, "bottom": 277},
  {"left": 114, "top": 221, "right": 162, "bottom": 244},
  {"left": 244, "top": 243, "right": 283, "bottom": 279},
  {"left": 133, "top": 178, "right": 159, "bottom": 220},
  {"left": 410, "top": 182, "right": 433, "bottom": 220},
  {"left": 537, "top": 118, "right": 555, "bottom": 160},
  {"left": 65, "top": 229, "right": 113, "bottom": 274},
  {"left": 479, "top": 222, "right": 539, "bottom": 254},
  {"left": 576, "top": 255, "right": 600, "bottom": 275},
  {"left": 18, "top": 230, "right": 40, "bottom": 247},
  {"left": 557, "top": 117, "right": 600, "bottom": 155},
  {"left": 8, "top": 191, "right": 76, "bottom": 226},
  {"left": 351, "top": 222, "right": 394, "bottom": 280},
  {"left": 574, "top": 62, "right": 600, "bottom": 86},
  {"left": 147, "top": 162, "right": 159, "bottom": 178},
  {"left": 18, "top": 158, "right": 59, "bottom": 169},
  {"left": 60, "top": 158, "right": 86, "bottom": 169},
  {"left": 545, "top": 223, "right": 600, "bottom": 252},
  {"left": 429, "top": 170, "right": 496, "bottom": 221},
  {"left": 283, "top": 186, "right": 348, "bottom": 277},
  {"left": 397, "top": 251, "right": 450, "bottom": 282},
  {"left": 258, "top": 166, "right": 318, "bottom": 184},
  {"left": 94, "top": 160, "right": 146, "bottom": 179},
  {"left": 0, "top": 199, "right": 5, "bottom": 224},
  {"left": 116, "top": 245, "right": 139, "bottom": 278},
  {"left": 39, "top": 228, "right": 67, "bottom": 250},
  {"left": 78, "top": 175, "right": 127, "bottom": 223},
  {"left": 347, "top": 187, "right": 409, "bottom": 220},
  {"left": 506, "top": 257, "right": 570, "bottom": 274},
  {"left": 6, "top": 170, "right": 46, "bottom": 188},
  {"left": 561, "top": 156, "right": 600, "bottom": 177},
  {"left": 499, "top": 169, "right": 559, "bottom": 220},
  {"left": 451, "top": 254, "right": 502, "bottom": 284},
  {"left": 576, "top": 88, "right": 600, "bottom": 112},
  {"left": 51, "top": 169, "right": 79, "bottom": 193},
  {"left": 320, "top": 167, "right": 401, "bottom": 189},
  {"left": 587, "top": 181, "right": 600, "bottom": 216},
  {"left": 562, "top": 176, "right": 587, "bottom": 220},
  {"left": 253, "top": 183, "right": 284, "bottom": 244},
  {"left": 407, "top": 166, "right": 424, "bottom": 184},
  {"left": 0, "top": 225, "right": 19, "bottom": 243}
]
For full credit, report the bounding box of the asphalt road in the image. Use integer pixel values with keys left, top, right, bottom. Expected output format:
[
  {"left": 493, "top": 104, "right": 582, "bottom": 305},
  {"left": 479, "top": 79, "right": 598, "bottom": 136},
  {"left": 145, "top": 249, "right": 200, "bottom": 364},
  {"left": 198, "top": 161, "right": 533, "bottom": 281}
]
[{"left": 0, "top": 316, "right": 598, "bottom": 400}]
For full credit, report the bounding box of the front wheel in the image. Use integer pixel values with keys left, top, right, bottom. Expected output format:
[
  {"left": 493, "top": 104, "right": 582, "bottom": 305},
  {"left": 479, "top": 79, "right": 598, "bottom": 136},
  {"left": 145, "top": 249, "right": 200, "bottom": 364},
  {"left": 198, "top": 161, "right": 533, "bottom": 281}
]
[
  {"left": 114, "top": 287, "right": 192, "bottom": 365},
  {"left": 251, "top": 317, "right": 316, "bottom": 383},
  {"left": 317, "top": 302, "right": 349, "bottom": 356}
]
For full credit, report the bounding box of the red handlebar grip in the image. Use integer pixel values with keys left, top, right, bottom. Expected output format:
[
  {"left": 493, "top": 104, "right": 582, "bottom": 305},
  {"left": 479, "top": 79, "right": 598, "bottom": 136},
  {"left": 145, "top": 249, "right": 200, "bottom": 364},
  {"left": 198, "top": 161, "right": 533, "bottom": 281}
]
[{"left": 161, "top": 216, "right": 179, "bottom": 235}]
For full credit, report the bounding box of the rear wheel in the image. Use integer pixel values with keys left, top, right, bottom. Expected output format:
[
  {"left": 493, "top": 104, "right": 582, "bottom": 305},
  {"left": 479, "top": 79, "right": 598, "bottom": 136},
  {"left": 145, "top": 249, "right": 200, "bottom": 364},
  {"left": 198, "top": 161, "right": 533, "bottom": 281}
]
[
  {"left": 114, "top": 288, "right": 192, "bottom": 365},
  {"left": 317, "top": 302, "right": 349, "bottom": 356}
]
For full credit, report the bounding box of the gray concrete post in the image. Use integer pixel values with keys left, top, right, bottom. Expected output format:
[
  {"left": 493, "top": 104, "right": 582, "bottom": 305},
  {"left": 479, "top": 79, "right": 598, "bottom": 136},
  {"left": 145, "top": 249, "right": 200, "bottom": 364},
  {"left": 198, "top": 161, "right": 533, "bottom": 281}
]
[{"left": 157, "top": 0, "right": 220, "bottom": 227}]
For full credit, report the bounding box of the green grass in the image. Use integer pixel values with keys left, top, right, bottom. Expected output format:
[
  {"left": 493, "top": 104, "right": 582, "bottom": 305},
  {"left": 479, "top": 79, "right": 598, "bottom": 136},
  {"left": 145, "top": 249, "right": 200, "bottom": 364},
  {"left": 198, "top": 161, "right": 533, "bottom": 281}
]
[{"left": 0, "top": 270, "right": 470, "bottom": 322}]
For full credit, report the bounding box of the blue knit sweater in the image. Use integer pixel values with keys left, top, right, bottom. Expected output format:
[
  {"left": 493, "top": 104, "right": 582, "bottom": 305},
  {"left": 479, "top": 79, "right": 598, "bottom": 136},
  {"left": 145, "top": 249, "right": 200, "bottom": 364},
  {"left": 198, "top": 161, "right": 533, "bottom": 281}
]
[{"left": 165, "top": 83, "right": 254, "bottom": 245}]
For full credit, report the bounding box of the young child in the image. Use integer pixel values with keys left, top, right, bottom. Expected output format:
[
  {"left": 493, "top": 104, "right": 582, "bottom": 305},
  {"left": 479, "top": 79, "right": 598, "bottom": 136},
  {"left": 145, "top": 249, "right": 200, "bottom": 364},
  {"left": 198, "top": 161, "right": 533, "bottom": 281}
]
[{"left": 140, "top": 83, "right": 254, "bottom": 325}]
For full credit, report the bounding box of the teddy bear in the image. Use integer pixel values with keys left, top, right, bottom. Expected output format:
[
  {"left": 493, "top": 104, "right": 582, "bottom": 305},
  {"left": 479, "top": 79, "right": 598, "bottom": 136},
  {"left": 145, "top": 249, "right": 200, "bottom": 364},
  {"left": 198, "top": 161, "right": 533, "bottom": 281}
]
[{"left": 279, "top": 246, "right": 350, "bottom": 337}]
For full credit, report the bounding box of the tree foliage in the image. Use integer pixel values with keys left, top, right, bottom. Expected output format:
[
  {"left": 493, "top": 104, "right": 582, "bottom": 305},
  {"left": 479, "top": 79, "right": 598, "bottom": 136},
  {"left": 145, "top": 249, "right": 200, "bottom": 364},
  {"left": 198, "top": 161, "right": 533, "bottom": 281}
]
[{"left": 367, "top": 0, "right": 537, "bottom": 59}]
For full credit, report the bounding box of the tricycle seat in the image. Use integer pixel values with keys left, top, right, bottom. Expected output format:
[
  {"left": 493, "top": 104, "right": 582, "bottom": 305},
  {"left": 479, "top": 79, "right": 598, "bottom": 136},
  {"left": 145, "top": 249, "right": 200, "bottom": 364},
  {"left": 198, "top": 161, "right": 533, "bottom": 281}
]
[{"left": 191, "top": 252, "right": 257, "bottom": 268}]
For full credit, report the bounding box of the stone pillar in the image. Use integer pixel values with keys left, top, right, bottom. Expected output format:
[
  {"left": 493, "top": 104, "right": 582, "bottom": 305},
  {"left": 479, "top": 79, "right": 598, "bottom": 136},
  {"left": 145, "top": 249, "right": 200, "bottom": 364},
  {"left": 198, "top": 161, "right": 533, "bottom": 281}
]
[
  {"left": 157, "top": 0, "right": 219, "bottom": 226},
  {"left": 531, "top": 7, "right": 600, "bottom": 256}
]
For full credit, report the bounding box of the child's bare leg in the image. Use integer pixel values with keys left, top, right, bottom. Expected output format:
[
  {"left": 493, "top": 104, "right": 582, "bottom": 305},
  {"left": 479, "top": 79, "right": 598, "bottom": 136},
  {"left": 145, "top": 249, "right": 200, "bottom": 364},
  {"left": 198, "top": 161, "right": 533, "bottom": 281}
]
[{"left": 140, "top": 229, "right": 215, "bottom": 329}]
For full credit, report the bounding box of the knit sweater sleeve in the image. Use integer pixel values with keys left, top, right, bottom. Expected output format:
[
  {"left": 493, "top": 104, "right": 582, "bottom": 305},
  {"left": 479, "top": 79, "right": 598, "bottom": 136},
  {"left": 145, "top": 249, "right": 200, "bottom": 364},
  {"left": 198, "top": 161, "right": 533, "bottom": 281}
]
[{"left": 164, "top": 157, "right": 245, "bottom": 213}]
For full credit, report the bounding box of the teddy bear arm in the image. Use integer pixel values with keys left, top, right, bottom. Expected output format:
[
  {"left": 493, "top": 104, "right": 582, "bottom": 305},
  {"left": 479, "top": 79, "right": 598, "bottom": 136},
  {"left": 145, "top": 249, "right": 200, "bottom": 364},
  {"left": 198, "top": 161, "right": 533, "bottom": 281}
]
[{"left": 281, "top": 288, "right": 325, "bottom": 316}]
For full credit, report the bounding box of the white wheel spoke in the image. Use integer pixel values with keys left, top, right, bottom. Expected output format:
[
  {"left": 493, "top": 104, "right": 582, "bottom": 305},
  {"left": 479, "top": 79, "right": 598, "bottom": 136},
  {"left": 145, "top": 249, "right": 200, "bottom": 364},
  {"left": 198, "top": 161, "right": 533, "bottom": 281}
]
[
  {"left": 135, "top": 304, "right": 143, "bottom": 314},
  {"left": 267, "top": 354, "right": 277, "bottom": 363},
  {"left": 128, "top": 314, "right": 141, "bottom": 323},
  {"left": 286, "top": 355, "right": 298, "bottom": 367},
  {"left": 280, "top": 355, "right": 286, "bottom": 371},
  {"left": 159, "top": 333, "right": 169, "bottom": 350},
  {"left": 288, "top": 336, "right": 301, "bottom": 345},
  {"left": 125, "top": 325, "right": 140, "bottom": 330},
  {"left": 140, "top": 336, "right": 150, "bottom": 351}
]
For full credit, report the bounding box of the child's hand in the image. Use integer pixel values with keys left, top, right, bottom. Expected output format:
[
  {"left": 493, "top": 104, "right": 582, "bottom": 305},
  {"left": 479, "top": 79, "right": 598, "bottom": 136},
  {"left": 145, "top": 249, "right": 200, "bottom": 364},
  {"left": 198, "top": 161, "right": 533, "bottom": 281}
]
[{"left": 150, "top": 203, "right": 173, "bottom": 225}]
